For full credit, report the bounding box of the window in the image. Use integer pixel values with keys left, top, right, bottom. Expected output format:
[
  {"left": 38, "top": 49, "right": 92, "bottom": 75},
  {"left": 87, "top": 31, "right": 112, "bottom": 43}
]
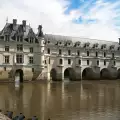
[
  {"left": 96, "top": 52, "right": 98, "bottom": 57},
  {"left": 5, "top": 46, "right": 9, "bottom": 52},
  {"left": 47, "top": 48, "right": 50, "bottom": 54},
  {"left": 114, "top": 61, "right": 116, "bottom": 66},
  {"left": 104, "top": 52, "right": 106, "bottom": 57},
  {"left": 112, "top": 53, "right": 114, "bottom": 58},
  {"left": 30, "top": 47, "right": 33, "bottom": 53},
  {"left": 5, "top": 35, "right": 10, "bottom": 41},
  {"left": 68, "top": 59, "right": 71, "bottom": 64},
  {"left": 59, "top": 59, "right": 63, "bottom": 64},
  {"left": 17, "top": 44, "right": 23, "bottom": 51},
  {"left": 87, "top": 51, "right": 89, "bottom": 56},
  {"left": 97, "top": 60, "right": 99, "bottom": 65},
  {"left": 30, "top": 37, "right": 34, "bottom": 43},
  {"left": 59, "top": 49, "right": 62, "bottom": 55},
  {"left": 68, "top": 50, "right": 71, "bottom": 55},
  {"left": 16, "top": 54, "right": 23, "bottom": 63},
  {"left": 29, "top": 57, "right": 33, "bottom": 64},
  {"left": 77, "top": 50, "right": 80, "bottom": 56},
  {"left": 78, "top": 59, "right": 81, "bottom": 65},
  {"left": 4, "top": 56, "right": 9, "bottom": 63},
  {"left": 87, "top": 60, "right": 89, "bottom": 65},
  {"left": 104, "top": 60, "right": 106, "bottom": 66}
]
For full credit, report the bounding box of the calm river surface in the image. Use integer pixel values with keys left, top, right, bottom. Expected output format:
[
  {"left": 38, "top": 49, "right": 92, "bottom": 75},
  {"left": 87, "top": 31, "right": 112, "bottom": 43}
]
[{"left": 0, "top": 80, "right": 120, "bottom": 120}]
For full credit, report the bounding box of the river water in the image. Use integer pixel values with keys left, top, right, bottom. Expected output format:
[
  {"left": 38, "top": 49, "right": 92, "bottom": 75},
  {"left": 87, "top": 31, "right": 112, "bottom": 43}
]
[{"left": 0, "top": 80, "right": 120, "bottom": 120}]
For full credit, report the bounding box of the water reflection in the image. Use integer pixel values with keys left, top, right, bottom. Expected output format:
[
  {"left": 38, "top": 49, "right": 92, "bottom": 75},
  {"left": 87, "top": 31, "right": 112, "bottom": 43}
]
[{"left": 0, "top": 81, "right": 120, "bottom": 120}]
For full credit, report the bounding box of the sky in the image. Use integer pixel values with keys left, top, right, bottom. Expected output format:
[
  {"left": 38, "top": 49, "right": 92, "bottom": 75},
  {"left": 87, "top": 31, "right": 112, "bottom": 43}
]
[{"left": 0, "top": 0, "right": 120, "bottom": 42}]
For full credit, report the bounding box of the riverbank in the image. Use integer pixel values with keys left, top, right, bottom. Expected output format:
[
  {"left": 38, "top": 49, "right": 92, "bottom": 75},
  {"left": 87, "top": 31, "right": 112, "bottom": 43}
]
[{"left": 0, "top": 112, "right": 11, "bottom": 120}]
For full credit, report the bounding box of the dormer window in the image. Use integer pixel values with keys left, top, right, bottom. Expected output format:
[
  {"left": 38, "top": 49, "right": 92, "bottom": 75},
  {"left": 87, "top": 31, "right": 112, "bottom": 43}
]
[
  {"left": 110, "top": 45, "right": 115, "bottom": 50},
  {"left": 48, "top": 41, "right": 50, "bottom": 43},
  {"left": 5, "top": 35, "right": 10, "bottom": 42},
  {"left": 93, "top": 43, "right": 98, "bottom": 48},
  {"left": 74, "top": 42, "right": 81, "bottom": 47},
  {"left": 84, "top": 42, "right": 90, "bottom": 48},
  {"left": 101, "top": 44, "right": 106, "bottom": 49},
  {"left": 30, "top": 37, "right": 34, "bottom": 43},
  {"left": 16, "top": 36, "right": 23, "bottom": 42}
]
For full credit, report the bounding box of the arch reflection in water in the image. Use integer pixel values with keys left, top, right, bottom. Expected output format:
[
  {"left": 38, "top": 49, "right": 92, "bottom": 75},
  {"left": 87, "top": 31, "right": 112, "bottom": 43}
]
[{"left": 0, "top": 81, "right": 119, "bottom": 120}]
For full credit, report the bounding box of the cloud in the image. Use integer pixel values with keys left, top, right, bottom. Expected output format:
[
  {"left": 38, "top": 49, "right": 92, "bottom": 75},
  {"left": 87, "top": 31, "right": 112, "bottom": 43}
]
[{"left": 0, "top": 0, "right": 120, "bottom": 42}]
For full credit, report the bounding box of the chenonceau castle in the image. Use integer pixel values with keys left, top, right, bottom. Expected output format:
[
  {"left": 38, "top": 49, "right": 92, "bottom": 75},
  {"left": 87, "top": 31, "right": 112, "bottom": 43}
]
[{"left": 0, "top": 19, "right": 120, "bottom": 82}]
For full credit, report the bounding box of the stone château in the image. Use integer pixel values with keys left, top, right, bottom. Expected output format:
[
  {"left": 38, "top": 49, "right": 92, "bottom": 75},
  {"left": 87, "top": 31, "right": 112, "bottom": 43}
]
[{"left": 0, "top": 19, "right": 120, "bottom": 82}]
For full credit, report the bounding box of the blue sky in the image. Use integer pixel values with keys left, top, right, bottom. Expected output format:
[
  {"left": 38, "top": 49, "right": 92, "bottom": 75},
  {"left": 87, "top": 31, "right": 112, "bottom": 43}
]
[{"left": 0, "top": 0, "right": 120, "bottom": 41}]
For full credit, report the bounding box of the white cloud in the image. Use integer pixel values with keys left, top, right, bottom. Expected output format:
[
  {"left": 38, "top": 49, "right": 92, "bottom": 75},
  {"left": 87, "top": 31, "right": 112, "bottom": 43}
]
[{"left": 0, "top": 0, "right": 120, "bottom": 42}]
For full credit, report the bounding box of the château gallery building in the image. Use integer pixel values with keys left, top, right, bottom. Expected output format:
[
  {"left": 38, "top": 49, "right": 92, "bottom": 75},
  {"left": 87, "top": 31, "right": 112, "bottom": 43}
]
[{"left": 0, "top": 19, "right": 120, "bottom": 82}]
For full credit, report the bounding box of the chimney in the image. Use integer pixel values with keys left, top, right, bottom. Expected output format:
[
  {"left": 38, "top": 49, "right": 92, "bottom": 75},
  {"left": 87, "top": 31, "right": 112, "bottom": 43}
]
[
  {"left": 119, "top": 38, "right": 120, "bottom": 45},
  {"left": 22, "top": 20, "right": 26, "bottom": 27},
  {"left": 13, "top": 19, "right": 17, "bottom": 30},
  {"left": 38, "top": 25, "right": 43, "bottom": 37},
  {"left": 13, "top": 19, "right": 17, "bottom": 25},
  {"left": 22, "top": 20, "right": 26, "bottom": 32}
]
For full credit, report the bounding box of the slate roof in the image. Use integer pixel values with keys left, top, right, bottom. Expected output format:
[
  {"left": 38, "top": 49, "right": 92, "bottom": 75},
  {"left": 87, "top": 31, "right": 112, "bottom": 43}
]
[
  {"left": 0, "top": 22, "right": 37, "bottom": 42},
  {"left": 0, "top": 19, "right": 119, "bottom": 51},
  {"left": 44, "top": 34, "right": 120, "bottom": 50}
]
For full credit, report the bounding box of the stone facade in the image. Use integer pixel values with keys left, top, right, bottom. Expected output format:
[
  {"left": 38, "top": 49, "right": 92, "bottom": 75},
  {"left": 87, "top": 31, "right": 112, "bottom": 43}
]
[{"left": 0, "top": 19, "right": 120, "bottom": 82}]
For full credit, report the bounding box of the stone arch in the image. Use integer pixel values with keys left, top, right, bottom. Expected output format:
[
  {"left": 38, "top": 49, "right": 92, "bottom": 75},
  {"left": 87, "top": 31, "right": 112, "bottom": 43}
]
[
  {"left": 64, "top": 67, "right": 75, "bottom": 81},
  {"left": 50, "top": 68, "right": 57, "bottom": 81},
  {"left": 15, "top": 69, "right": 24, "bottom": 83},
  {"left": 100, "top": 68, "right": 110, "bottom": 80},
  {"left": 100, "top": 68, "right": 117, "bottom": 80},
  {"left": 82, "top": 67, "right": 93, "bottom": 80}
]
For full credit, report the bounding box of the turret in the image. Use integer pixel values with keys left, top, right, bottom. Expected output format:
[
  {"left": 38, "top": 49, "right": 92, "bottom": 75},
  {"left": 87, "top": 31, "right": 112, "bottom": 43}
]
[{"left": 38, "top": 25, "right": 45, "bottom": 68}]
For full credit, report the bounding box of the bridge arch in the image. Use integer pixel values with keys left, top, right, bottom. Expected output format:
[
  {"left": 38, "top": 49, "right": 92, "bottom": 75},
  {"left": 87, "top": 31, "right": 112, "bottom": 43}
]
[
  {"left": 64, "top": 67, "right": 75, "bottom": 80},
  {"left": 82, "top": 67, "right": 93, "bottom": 80},
  {"left": 100, "top": 68, "right": 110, "bottom": 80},
  {"left": 50, "top": 68, "right": 57, "bottom": 81}
]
